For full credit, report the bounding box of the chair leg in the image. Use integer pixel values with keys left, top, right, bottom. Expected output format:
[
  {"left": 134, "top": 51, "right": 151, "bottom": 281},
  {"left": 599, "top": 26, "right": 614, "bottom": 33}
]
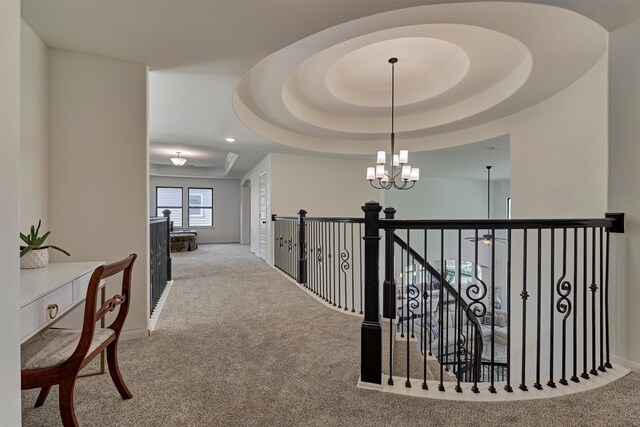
[
  {"left": 58, "top": 379, "right": 78, "bottom": 427},
  {"left": 34, "top": 386, "right": 51, "bottom": 408},
  {"left": 107, "top": 342, "right": 132, "bottom": 399}
]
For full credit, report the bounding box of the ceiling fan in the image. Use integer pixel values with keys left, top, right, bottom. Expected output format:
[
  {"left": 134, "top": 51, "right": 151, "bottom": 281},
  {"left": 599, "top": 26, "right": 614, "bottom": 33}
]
[{"left": 465, "top": 165, "right": 508, "bottom": 245}]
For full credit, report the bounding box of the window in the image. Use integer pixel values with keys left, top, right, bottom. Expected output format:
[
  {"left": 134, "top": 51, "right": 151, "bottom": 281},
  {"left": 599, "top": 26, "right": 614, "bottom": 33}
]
[
  {"left": 188, "top": 188, "right": 213, "bottom": 227},
  {"left": 156, "top": 187, "right": 183, "bottom": 227}
]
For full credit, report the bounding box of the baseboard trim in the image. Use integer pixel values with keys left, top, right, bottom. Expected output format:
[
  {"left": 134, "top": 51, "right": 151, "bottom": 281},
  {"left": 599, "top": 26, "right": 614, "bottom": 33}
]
[
  {"left": 357, "top": 379, "right": 384, "bottom": 391},
  {"left": 149, "top": 280, "right": 174, "bottom": 333},
  {"left": 366, "top": 368, "right": 629, "bottom": 402},
  {"left": 611, "top": 354, "right": 640, "bottom": 371},
  {"left": 120, "top": 328, "right": 149, "bottom": 341},
  {"left": 270, "top": 264, "right": 363, "bottom": 318}
]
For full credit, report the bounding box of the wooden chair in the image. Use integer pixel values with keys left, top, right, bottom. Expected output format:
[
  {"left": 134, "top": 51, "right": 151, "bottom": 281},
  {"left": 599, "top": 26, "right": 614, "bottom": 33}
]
[{"left": 21, "top": 254, "right": 137, "bottom": 427}]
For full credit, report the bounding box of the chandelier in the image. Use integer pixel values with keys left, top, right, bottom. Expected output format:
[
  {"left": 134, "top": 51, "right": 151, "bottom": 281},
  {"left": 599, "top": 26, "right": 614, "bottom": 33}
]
[
  {"left": 367, "top": 58, "right": 419, "bottom": 190},
  {"left": 170, "top": 151, "right": 187, "bottom": 166}
]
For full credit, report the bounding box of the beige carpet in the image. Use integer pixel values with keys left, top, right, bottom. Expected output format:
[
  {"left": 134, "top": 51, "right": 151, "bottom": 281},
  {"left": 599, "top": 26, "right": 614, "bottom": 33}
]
[{"left": 21, "top": 244, "right": 640, "bottom": 426}]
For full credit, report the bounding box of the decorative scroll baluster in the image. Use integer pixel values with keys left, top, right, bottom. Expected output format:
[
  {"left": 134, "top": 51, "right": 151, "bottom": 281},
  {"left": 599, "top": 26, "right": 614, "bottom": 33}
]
[{"left": 557, "top": 228, "right": 571, "bottom": 386}]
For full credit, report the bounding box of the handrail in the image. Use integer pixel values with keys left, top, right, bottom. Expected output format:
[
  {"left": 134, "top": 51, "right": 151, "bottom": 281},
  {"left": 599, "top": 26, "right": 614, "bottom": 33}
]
[
  {"left": 393, "top": 234, "right": 484, "bottom": 384},
  {"left": 382, "top": 218, "right": 614, "bottom": 230}
]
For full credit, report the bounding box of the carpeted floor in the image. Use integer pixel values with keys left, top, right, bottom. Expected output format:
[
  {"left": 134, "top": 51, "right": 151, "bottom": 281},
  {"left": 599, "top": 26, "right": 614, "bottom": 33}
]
[{"left": 21, "top": 244, "right": 640, "bottom": 426}]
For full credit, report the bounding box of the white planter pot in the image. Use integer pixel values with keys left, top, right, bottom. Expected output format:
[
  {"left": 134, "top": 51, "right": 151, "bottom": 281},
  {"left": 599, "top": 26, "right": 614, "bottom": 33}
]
[{"left": 20, "top": 248, "right": 49, "bottom": 269}]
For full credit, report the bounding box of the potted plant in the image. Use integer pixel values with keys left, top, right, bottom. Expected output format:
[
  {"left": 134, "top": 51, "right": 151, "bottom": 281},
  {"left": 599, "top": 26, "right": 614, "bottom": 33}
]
[{"left": 20, "top": 220, "right": 70, "bottom": 269}]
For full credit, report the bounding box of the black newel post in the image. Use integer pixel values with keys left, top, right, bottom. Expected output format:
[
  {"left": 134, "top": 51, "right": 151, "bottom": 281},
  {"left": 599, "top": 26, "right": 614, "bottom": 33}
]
[
  {"left": 361, "top": 201, "right": 383, "bottom": 385},
  {"left": 383, "top": 207, "right": 396, "bottom": 319},
  {"left": 297, "top": 209, "right": 307, "bottom": 285},
  {"left": 162, "top": 209, "right": 172, "bottom": 281}
]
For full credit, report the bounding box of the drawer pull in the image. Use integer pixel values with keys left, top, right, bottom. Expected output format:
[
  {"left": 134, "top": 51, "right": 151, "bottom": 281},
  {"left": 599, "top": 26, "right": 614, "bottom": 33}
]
[{"left": 47, "top": 304, "right": 59, "bottom": 319}]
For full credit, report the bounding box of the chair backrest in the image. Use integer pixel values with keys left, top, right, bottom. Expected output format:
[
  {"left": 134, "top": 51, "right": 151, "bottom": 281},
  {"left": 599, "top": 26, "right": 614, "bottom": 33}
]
[{"left": 68, "top": 254, "right": 137, "bottom": 365}]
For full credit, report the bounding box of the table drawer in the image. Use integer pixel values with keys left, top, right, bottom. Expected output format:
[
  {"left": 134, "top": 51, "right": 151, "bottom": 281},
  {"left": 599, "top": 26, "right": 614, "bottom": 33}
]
[
  {"left": 21, "top": 282, "right": 73, "bottom": 340},
  {"left": 72, "top": 271, "right": 93, "bottom": 302}
]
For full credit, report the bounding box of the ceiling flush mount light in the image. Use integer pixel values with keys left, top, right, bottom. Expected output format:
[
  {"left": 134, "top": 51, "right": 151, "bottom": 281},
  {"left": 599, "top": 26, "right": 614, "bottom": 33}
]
[
  {"left": 465, "top": 166, "right": 507, "bottom": 245},
  {"left": 170, "top": 151, "right": 187, "bottom": 166},
  {"left": 225, "top": 137, "right": 237, "bottom": 143},
  {"left": 367, "top": 58, "right": 419, "bottom": 190}
]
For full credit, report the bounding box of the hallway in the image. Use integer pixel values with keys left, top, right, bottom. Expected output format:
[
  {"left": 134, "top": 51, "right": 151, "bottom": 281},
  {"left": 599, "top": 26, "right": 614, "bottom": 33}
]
[{"left": 21, "top": 244, "right": 640, "bottom": 426}]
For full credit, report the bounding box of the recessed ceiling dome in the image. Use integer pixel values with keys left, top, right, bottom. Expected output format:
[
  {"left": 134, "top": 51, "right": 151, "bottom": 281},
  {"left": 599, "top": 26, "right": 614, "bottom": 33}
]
[
  {"left": 325, "top": 37, "right": 470, "bottom": 108},
  {"left": 233, "top": 2, "right": 607, "bottom": 154}
]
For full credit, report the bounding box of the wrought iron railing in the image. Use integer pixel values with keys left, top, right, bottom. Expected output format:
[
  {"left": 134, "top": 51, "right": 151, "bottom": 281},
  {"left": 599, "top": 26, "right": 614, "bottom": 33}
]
[
  {"left": 361, "top": 201, "right": 624, "bottom": 395},
  {"left": 390, "top": 232, "right": 484, "bottom": 392},
  {"left": 273, "top": 204, "right": 625, "bottom": 396},
  {"left": 272, "top": 211, "right": 365, "bottom": 314},
  {"left": 150, "top": 215, "right": 171, "bottom": 315}
]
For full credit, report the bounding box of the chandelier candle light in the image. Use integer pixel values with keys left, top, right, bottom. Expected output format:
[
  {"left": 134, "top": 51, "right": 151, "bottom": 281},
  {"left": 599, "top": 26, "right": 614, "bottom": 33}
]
[{"left": 367, "top": 58, "right": 419, "bottom": 190}]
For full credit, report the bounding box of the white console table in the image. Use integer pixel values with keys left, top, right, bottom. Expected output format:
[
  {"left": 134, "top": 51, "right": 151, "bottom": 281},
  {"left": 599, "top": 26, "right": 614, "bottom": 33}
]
[{"left": 20, "top": 261, "right": 105, "bottom": 344}]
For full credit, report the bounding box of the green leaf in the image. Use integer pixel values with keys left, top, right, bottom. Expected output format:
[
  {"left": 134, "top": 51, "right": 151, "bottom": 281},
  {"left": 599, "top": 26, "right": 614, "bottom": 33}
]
[
  {"left": 35, "top": 220, "right": 41, "bottom": 239},
  {"left": 20, "top": 246, "right": 33, "bottom": 257},
  {"left": 20, "top": 232, "right": 32, "bottom": 245},
  {"left": 42, "top": 245, "right": 70, "bottom": 256},
  {"left": 36, "top": 231, "right": 51, "bottom": 247},
  {"left": 30, "top": 225, "right": 36, "bottom": 241}
]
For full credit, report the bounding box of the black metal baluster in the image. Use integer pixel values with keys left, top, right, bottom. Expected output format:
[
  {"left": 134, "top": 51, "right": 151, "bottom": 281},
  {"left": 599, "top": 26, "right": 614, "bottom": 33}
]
[
  {"left": 322, "top": 222, "right": 327, "bottom": 301},
  {"left": 332, "top": 222, "right": 336, "bottom": 306},
  {"left": 505, "top": 228, "right": 513, "bottom": 392},
  {"left": 388, "top": 224, "right": 395, "bottom": 386},
  {"left": 360, "top": 223, "right": 364, "bottom": 314},
  {"left": 582, "top": 227, "right": 589, "bottom": 380},
  {"left": 406, "top": 230, "right": 411, "bottom": 388},
  {"left": 489, "top": 227, "right": 496, "bottom": 393},
  {"left": 599, "top": 227, "right": 605, "bottom": 372},
  {"left": 558, "top": 228, "right": 571, "bottom": 386},
  {"left": 439, "top": 229, "right": 445, "bottom": 392},
  {"left": 472, "top": 228, "right": 480, "bottom": 393},
  {"left": 338, "top": 223, "right": 342, "bottom": 309},
  {"left": 571, "top": 227, "right": 580, "bottom": 382},
  {"left": 423, "top": 228, "right": 428, "bottom": 390},
  {"left": 604, "top": 228, "right": 612, "bottom": 369},
  {"left": 400, "top": 247, "right": 404, "bottom": 338},
  {"left": 548, "top": 229, "right": 556, "bottom": 389},
  {"left": 590, "top": 227, "right": 598, "bottom": 376},
  {"left": 456, "top": 229, "right": 462, "bottom": 393},
  {"left": 520, "top": 229, "right": 529, "bottom": 391},
  {"left": 351, "top": 222, "right": 355, "bottom": 312},
  {"left": 534, "top": 228, "right": 543, "bottom": 390}
]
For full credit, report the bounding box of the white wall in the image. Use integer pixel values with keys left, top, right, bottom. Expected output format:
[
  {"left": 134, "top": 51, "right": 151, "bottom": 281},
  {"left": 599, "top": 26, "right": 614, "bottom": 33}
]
[
  {"left": 509, "top": 54, "right": 608, "bottom": 219},
  {"left": 270, "top": 153, "right": 379, "bottom": 217},
  {"left": 0, "top": 1, "right": 21, "bottom": 423},
  {"left": 608, "top": 18, "right": 640, "bottom": 370},
  {"left": 20, "top": 22, "right": 48, "bottom": 231},
  {"left": 48, "top": 49, "right": 149, "bottom": 339},
  {"left": 385, "top": 176, "right": 487, "bottom": 220},
  {"left": 149, "top": 176, "right": 241, "bottom": 243}
]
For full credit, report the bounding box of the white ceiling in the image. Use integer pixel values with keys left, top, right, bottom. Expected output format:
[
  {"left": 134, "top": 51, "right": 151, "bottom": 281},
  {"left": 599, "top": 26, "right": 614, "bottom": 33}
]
[{"left": 21, "top": 0, "right": 640, "bottom": 180}]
